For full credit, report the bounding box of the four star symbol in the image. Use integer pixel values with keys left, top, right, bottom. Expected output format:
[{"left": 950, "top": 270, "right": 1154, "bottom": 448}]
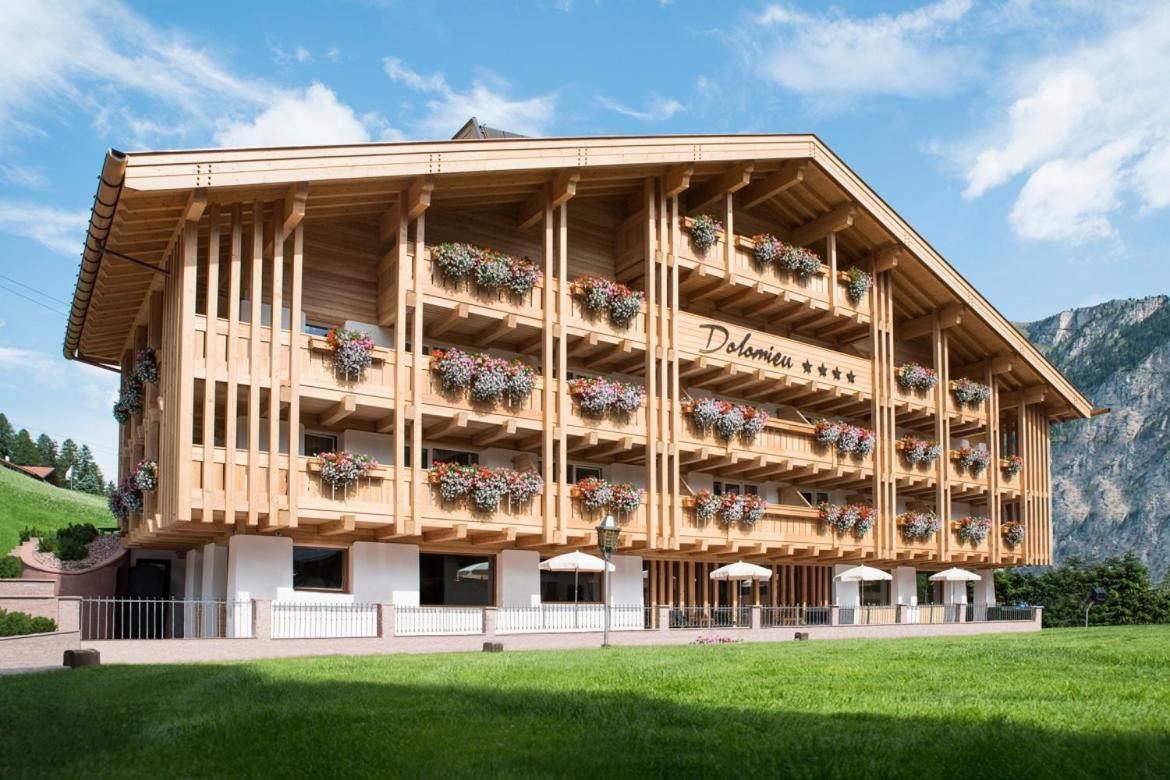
[
  {"left": 832, "top": 367, "right": 842, "bottom": 380},
  {"left": 802, "top": 360, "right": 813, "bottom": 374},
  {"left": 846, "top": 370, "right": 856, "bottom": 384},
  {"left": 817, "top": 363, "right": 828, "bottom": 377}
]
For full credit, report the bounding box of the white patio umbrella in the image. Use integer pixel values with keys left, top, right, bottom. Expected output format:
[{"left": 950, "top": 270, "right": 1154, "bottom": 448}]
[
  {"left": 929, "top": 567, "right": 981, "bottom": 605},
  {"left": 539, "top": 551, "right": 612, "bottom": 607},
  {"left": 456, "top": 561, "right": 491, "bottom": 581},
  {"left": 833, "top": 565, "right": 892, "bottom": 610},
  {"left": 708, "top": 561, "right": 772, "bottom": 582}
]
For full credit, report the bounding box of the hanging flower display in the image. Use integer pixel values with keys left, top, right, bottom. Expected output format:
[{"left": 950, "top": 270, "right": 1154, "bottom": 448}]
[
  {"left": 326, "top": 327, "right": 375, "bottom": 380},
  {"left": 430, "top": 348, "right": 536, "bottom": 405},
  {"left": 1002, "top": 520, "right": 1026, "bottom": 547},
  {"left": 778, "top": 245, "right": 822, "bottom": 278},
  {"left": 952, "top": 378, "right": 992, "bottom": 407},
  {"left": 569, "top": 377, "right": 645, "bottom": 417},
  {"left": 575, "top": 477, "right": 614, "bottom": 511},
  {"left": 956, "top": 447, "right": 991, "bottom": 474},
  {"left": 133, "top": 347, "right": 160, "bottom": 385},
  {"left": 118, "top": 475, "right": 144, "bottom": 514},
  {"left": 897, "top": 363, "right": 938, "bottom": 392},
  {"left": 1003, "top": 454, "right": 1023, "bottom": 477},
  {"left": 898, "top": 435, "right": 943, "bottom": 466},
  {"left": 108, "top": 490, "right": 128, "bottom": 523},
  {"left": 956, "top": 516, "right": 991, "bottom": 544},
  {"left": 573, "top": 477, "right": 644, "bottom": 514},
  {"left": 813, "top": 419, "right": 875, "bottom": 457},
  {"left": 609, "top": 483, "right": 645, "bottom": 514},
  {"left": 132, "top": 459, "right": 158, "bottom": 493},
  {"left": 429, "top": 462, "right": 544, "bottom": 509},
  {"left": 682, "top": 397, "right": 770, "bottom": 443},
  {"left": 317, "top": 451, "right": 379, "bottom": 495},
  {"left": 693, "top": 489, "right": 721, "bottom": 522},
  {"left": 112, "top": 378, "right": 144, "bottom": 424},
  {"left": 433, "top": 242, "right": 543, "bottom": 297},
  {"left": 844, "top": 266, "right": 873, "bottom": 303},
  {"left": 689, "top": 214, "right": 722, "bottom": 252},
  {"left": 751, "top": 233, "right": 781, "bottom": 267},
  {"left": 718, "top": 493, "right": 745, "bottom": 525},
  {"left": 898, "top": 510, "right": 941, "bottom": 541},
  {"left": 818, "top": 502, "right": 875, "bottom": 537},
  {"left": 571, "top": 276, "right": 646, "bottom": 328}
]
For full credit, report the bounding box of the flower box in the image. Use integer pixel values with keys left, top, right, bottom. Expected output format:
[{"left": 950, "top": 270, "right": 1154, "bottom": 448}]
[
  {"left": 306, "top": 459, "right": 390, "bottom": 480},
  {"left": 308, "top": 336, "right": 388, "bottom": 362}
]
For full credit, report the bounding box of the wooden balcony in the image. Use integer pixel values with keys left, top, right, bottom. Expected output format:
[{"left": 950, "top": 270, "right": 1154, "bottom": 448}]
[
  {"left": 893, "top": 456, "right": 937, "bottom": 495},
  {"left": 999, "top": 464, "right": 1021, "bottom": 497},
  {"left": 948, "top": 455, "right": 991, "bottom": 501},
  {"left": 677, "top": 411, "right": 871, "bottom": 488},
  {"left": 675, "top": 217, "right": 870, "bottom": 340},
  {"left": 677, "top": 503, "right": 875, "bottom": 560},
  {"left": 950, "top": 523, "right": 993, "bottom": 564}
]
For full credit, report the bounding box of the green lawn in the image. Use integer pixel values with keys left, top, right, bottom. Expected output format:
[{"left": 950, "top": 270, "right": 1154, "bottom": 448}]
[
  {"left": 0, "top": 466, "right": 110, "bottom": 556},
  {"left": 1, "top": 627, "right": 1168, "bottom": 778}
]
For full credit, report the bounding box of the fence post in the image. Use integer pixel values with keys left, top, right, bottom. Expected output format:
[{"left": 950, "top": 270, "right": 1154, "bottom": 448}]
[
  {"left": 379, "top": 603, "right": 396, "bottom": 639},
  {"left": 252, "top": 599, "right": 272, "bottom": 640},
  {"left": 750, "top": 604, "right": 761, "bottom": 631},
  {"left": 482, "top": 607, "right": 498, "bottom": 638},
  {"left": 896, "top": 604, "right": 907, "bottom": 624},
  {"left": 829, "top": 605, "right": 840, "bottom": 626},
  {"left": 656, "top": 604, "right": 670, "bottom": 633},
  {"left": 1033, "top": 606, "right": 1044, "bottom": 628},
  {"left": 57, "top": 597, "right": 81, "bottom": 633}
]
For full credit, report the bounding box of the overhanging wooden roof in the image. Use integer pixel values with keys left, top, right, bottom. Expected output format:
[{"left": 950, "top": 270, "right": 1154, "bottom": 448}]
[{"left": 63, "top": 132, "right": 1094, "bottom": 418}]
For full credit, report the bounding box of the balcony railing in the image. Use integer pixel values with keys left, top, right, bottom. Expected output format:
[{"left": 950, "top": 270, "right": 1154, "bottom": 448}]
[
  {"left": 270, "top": 601, "right": 380, "bottom": 639},
  {"left": 496, "top": 604, "right": 645, "bottom": 633},
  {"left": 678, "top": 412, "right": 870, "bottom": 475},
  {"left": 80, "top": 598, "right": 253, "bottom": 640},
  {"left": 395, "top": 606, "right": 485, "bottom": 636}
]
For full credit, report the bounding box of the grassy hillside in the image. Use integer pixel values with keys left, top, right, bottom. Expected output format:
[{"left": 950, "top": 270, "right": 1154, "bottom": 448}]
[
  {"left": 0, "top": 466, "right": 111, "bottom": 556},
  {"left": 0, "top": 627, "right": 1166, "bottom": 777}
]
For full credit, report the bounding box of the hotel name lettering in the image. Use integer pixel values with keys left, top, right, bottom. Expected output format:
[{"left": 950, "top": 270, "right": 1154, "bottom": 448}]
[{"left": 698, "top": 324, "right": 858, "bottom": 384}]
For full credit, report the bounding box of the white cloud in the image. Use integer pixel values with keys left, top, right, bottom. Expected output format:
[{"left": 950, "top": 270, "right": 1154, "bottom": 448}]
[
  {"left": 0, "top": 163, "right": 47, "bottom": 188},
  {"left": 1008, "top": 138, "right": 1141, "bottom": 243},
  {"left": 0, "top": 200, "right": 88, "bottom": 255},
  {"left": 383, "top": 57, "right": 557, "bottom": 138},
  {"left": 295, "top": 46, "right": 312, "bottom": 64},
  {"left": 0, "top": 346, "right": 64, "bottom": 384},
  {"left": 325, "top": 47, "right": 342, "bottom": 64},
  {"left": 956, "top": 3, "right": 1170, "bottom": 242},
  {"left": 598, "top": 94, "right": 684, "bottom": 123},
  {"left": 751, "top": 0, "right": 975, "bottom": 104},
  {"left": 215, "top": 83, "right": 384, "bottom": 147}
]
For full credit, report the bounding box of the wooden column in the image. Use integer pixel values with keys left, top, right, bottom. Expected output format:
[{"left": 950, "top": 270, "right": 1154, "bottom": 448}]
[
  {"left": 391, "top": 199, "right": 408, "bottom": 535},
  {"left": 556, "top": 203, "right": 570, "bottom": 542},
  {"left": 287, "top": 220, "right": 304, "bottom": 530},
  {"left": 643, "top": 178, "right": 658, "bottom": 547},
  {"left": 411, "top": 210, "right": 427, "bottom": 536},
  {"left": 267, "top": 200, "right": 285, "bottom": 526},
  {"left": 247, "top": 202, "right": 263, "bottom": 527},
  {"left": 176, "top": 217, "right": 199, "bottom": 524},
  {"left": 541, "top": 188, "right": 556, "bottom": 542},
  {"left": 201, "top": 205, "right": 220, "bottom": 522}
]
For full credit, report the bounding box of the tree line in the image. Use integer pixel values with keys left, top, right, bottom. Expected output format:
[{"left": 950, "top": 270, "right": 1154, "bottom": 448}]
[{"left": 0, "top": 412, "right": 107, "bottom": 495}]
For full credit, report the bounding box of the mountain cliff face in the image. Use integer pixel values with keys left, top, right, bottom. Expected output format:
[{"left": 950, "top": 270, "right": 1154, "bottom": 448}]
[{"left": 1019, "top": 296, "right": 1170, "bottom": 580}]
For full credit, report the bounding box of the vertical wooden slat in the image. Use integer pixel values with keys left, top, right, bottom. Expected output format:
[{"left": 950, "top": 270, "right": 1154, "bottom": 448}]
[
  {"left": 268, "top": 200, "right": 284, "bottom": 524},
  {"left": 556, "top": 204, "right": 569, "bottom": 542},
  {"left": 643, "top": 178, "right": 658, "bottom": 547},
  {"left": 411, "top": 211, "right": 426, "bottom": 535},
  {"left": 391, "top": 199, "right": 407, "bottom": 534},
  {"left": 288, "top": 220, "right": 304, "bottom": 528},
  {"left": 247, "top": 201, "right": 263, "bottom": 527},
  {"left": 541, "top": 190, "right": 555, "bottom": 541},
  {"left": 176, "top": 221, "right": 199, "bottom": 523},
  {"left": 202, "top": 205, "right": 220, "bottom": 522},
  {"left": 224, "top": 206, "right": 242, "bottom": 526}
]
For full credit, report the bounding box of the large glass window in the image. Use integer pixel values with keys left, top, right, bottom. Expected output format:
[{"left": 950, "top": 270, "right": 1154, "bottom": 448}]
[
  {"left": 540, "top": 570, "right": 601, "bottom": 603},
  {"left": 419, "top": 553, "right": 493, "bottom": 605},
  {"left": 293, "top": 547, "right": 346, "bottom": 591},
  {"left": 303, "top": 432, "right": 337, "bottom": 457}
]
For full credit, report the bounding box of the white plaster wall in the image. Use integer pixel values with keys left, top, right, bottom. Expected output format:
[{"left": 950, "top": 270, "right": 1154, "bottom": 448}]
[
  {"left": 499, "top": 549, "right": 541, "bottom": 607},
  {"left": 943, "top": 580, "right": 970, "bottom": 605},
  {"left": 343, "top": 430, "right": 394, "bottom": 465},
  {"left": 201, "top": 543, "right": 228, "bottom": 637},
  {"left": 344, "top": 320, "right": 392, "bottom": 349},
  {"left": 683, "top": 471, "right": 714, "bottom": 492},
  {"left": 351, "top": 542, "right": 419, "bottom": 606},
  {"left": 893, "top": 566, "right": 918, "bottom": 606},
  {"left": 832, "top": 563, "right": 860, "bottom": 608},
  {"left": 610, "top": 555, "right": 643, "bottom": 607},
  {"left": 225, "top": 535, "right": 293, "bottom": 602},
  {"left": 609, "top": 463, "right": 645, "bottom": 488},
  {"left": 973, "top": 569, "right": 996, "bottom": 605},
  {"left": 950, "top": 500, "right": 972, "bottom": 519},
  {"left": 184, "top": 550, "right": 202, "bottom": 636},
  {"left": 235, "top": 417, "right": 292, "bottom": 454}
]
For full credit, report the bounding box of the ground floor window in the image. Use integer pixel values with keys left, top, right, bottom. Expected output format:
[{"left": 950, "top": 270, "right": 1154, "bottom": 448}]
[
  {"left": 420, "top": 553, "right": 494, "bottom": 605},
  {"left": 541, "top": 570, "right": 601, "bottom": 603},
  {"left": 293, "top": 547, "right": 346, "bottom": 591}
]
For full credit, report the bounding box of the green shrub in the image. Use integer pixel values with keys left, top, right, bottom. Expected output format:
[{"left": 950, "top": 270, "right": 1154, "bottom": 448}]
[
  {"left": 0, "top": 555, "right": 20, "bottom": 578},
  {"left": 18, "top": 526, "right": 43, "bottom": 544},
  {"left": 0, "top": 608, "right": 56, "bottom": 637},
  {"left": 36, "top": 535, "right": 56, "bottom": 555},
  {"left": 54, "top": 523, "right": 98, "bottom": 561}
]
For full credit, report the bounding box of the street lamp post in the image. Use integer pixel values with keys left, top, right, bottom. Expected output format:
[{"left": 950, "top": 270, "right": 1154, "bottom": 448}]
[{"left": 595, "top": 513, "right": 619, "bottom": 648}]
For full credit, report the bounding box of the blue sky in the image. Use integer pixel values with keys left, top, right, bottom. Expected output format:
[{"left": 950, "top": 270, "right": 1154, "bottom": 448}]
[{"left": 1, "top": 0, "right": 1168, "bottom": 478}]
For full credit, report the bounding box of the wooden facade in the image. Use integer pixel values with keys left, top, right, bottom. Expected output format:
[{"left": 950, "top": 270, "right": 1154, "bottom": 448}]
[{"left": 66, "top": 132, "right": 1093, "bottom": 598}]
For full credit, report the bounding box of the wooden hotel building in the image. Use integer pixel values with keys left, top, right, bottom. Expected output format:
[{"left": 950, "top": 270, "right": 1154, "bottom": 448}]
[{"left": 65, "top": 121, "right": 1093, "bottom": 618}]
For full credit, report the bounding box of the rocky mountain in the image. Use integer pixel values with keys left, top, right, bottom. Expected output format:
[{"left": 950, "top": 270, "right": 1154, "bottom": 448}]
[{"left": 1019, "top": 296, "right": 1170, "bottom": 580}]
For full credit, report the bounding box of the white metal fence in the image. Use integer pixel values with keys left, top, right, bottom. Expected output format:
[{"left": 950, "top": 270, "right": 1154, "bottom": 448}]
[
  {"left": 668, "top": 605, "right": 752, "bottom": 629},
  {"left": 80, "top": 598, "right": 253, "bottom": 640},
  {"left": 496, "top": 604, "right": 646, "bottom": 633},
  {"left": 761, "top": 605, "right": 831, "bottom": 627},
  {"left": 394, "top": 606, "right": 484, "bottom": 636},
  {"left": 839, "top": 606, "right": 900, "bottom": 625},
  {"left": 271, "top": 602, "right": 379, "bottom": 639}
]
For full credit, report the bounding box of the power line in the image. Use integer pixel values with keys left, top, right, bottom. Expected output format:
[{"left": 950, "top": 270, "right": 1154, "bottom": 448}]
[
  {"left": 0, "top": 282, "right": 67, "bottom": 315},
  {"left": 0, "top": 273, "right": 69, "bottom": 306}
]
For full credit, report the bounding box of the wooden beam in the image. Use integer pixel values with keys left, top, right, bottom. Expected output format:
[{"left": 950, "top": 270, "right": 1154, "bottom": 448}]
[
  {"left": 320, "top": 395, "right": 356, "bottom": 427},
  {"left": 379, "top": 176, "right": 434, "bottom": 241},
  {"left": 182, "top": 189, "right": 208, "bottom": 223},
  {"left": 664, "top": 164, "right": 694, "bottom": 198},
  {"left": 739, "top": 160, "right": 807, "bottom": 209},
  {"left": 429, "top": 411, "right": 468, "bottom": 440},
  {"left": 866, "top": 243, "right": 903, "bottom": 273},
  {"left": 518, "top": 169, "right": 580, "bottom": 229},
  {"left": 471, "top": 527, "right": 516, "bottom": 546},
  {"left": 955, "top": 355, "right": 1014, "bottom": 376},
  {"left": 472, "top": 419, "right": 517, "bottom": 447},
  {"left": 282, "top": 182, "right": 309, "bottom": 238},
  {"left": 376, "top": 414, "right": 394, "bottom": 434},
  {"left": 318, "top": 515, "right": 355, "bottom": 536},
  {"left": 687, "top": 163, "right": 754, "bottom": 213},
  {"left": 427, "top": 303, "right": 469, "bottom": 338},
  {"left": 790, "top": 203, "right": 855, "bottom": 247},
  {"left": 587, "top": 436, "right": 633, "bottom": 460},
  {"left": 1001, "top": 386, "right": 1047, "bottom": 407},
  {"left": 900, "top": 303, "right": 964, "bottom": 340},
  {"left": 473, "top": 314, "right": 517, "bottom": 346},
  {"left": 423, "top": 523, "right": 468, "bottom": 543}
]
